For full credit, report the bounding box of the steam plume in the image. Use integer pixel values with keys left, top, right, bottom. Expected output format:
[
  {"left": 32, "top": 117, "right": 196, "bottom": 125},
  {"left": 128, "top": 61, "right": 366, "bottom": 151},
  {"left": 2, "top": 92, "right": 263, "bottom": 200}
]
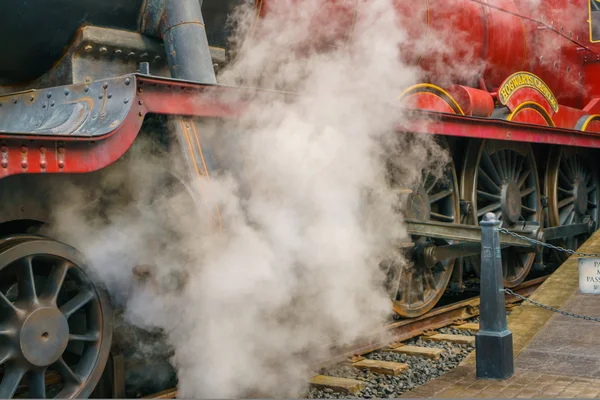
[{"left": 46, "top": 0, "right": 448, "bottom": 397}]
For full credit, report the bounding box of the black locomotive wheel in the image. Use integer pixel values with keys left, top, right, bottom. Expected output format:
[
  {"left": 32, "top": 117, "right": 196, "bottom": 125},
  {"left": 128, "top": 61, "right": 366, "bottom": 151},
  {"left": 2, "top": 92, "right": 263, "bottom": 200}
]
[
  {"left": 461, "top": 139, "right": 542, "bottom": 287},
  {"left": 545, "top": 147, "right": 600, "bottom": 261},
  {"left": 0, "top": 236, "right": 112, "bottom": 398},
  {"left": 391, "top": 138, "right": 460, "bottom": 318}
]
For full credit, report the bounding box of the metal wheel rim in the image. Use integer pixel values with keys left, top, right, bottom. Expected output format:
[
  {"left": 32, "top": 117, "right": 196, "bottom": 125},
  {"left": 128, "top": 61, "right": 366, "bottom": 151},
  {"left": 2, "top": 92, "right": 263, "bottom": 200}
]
[
  {"left": 392, "top": 137, "right": 459, "bottom": 317},
  {"left": 545, "top": 147, "right": 599, "bottom": 261},
  {"left": 0, "top": 237, "right": 112, "bottom": 398},
  {"left": 461, "top": 139, "right": 541, "bottom": 287}
]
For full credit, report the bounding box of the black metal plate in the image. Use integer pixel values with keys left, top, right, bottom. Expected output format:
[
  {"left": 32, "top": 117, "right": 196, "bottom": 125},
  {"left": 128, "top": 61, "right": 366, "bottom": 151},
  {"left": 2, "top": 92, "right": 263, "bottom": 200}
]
[{"left": 0, "top": 75, "right": 135, "bottom": 137}]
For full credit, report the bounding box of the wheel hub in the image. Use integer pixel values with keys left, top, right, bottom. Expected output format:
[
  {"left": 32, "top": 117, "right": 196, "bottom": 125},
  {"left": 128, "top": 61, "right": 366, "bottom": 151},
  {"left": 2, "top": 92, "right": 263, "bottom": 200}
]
[
  {"left": 406, "top": 186, "right": 431, "bottom": 222},
  {"left": 19, "top": 307, "right": 69, "bottom": 367},
  {"left": 501, "top": 182, "right": 522, "bottom": 225},
  {"left": 574, "top": 182, "right": 588, "bottom": 215}
]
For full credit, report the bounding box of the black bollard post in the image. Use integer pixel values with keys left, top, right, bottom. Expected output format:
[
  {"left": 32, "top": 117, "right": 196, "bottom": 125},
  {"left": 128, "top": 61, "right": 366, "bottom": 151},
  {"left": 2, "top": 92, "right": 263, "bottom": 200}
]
[{"left": 476, "top": 212, "right": 514, "bottom": 380}]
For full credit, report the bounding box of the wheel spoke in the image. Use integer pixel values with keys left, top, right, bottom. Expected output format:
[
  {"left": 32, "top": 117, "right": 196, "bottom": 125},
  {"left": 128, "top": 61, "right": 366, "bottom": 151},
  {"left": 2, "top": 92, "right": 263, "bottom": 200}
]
[
  {"left": 69, "top": 330, "right": 101, "bottom": 342},
  {"left": 514, "top": 155, "right": 525, "bottom": 183},
  {"left": 506, "top": 150, "right": 514, "bottom": 180},
  {"left": 512, "top": 253, "right": 525, "bottom": 278},
  {"left": 566, "top": 209, "right": 576, "bottom": 225},
  {"left": 0, "top": 365, "right": 26, "bottom": 398},
  {"left": 0, "top": 292, "right": 19, "bottom": 317},
  {"left": 521, "top": 205, "right": 537, "bottom": 215},
  {"left": 558, "top": 186, "right": 572, "bottom": 195},
  {"left": 423, "top": 267, "right": 435, "bottom": 294},
  {"left": 575, "top": 157, "right": 583, "bottom": 179},
  {"left": 430, "top": 212, "right": 454, "bottom": 222},
  {"left": 59, "top": 290, "right": 94, "bottom": 319},
  {"left": 27, "top": 369, "right": 46, "bottom": 399},
  {"left": 559, "top": 169, "right": 574, "bottom": 189},
  {"left": 478, "top": 167, "right": 501, "bottom": 193},
  {"left": 562, "top": 157, "right": 575, "bottom": 181},
  {"left": 557, "top": 196, "right": 575, "bottom": 209},
  {"left": 588, "top": 186, "right": 597, "bottom": 194},
  {"left": 584, "top": 171, "right": 592, "bottom": 186},
  {"left": 398, "top": 268, "right": 411, "bottom": 304},
  {"left": 0, "top": 347, "right": 14, "bottom": 365},
  {"left": 499, "top": 151, "right": 509, "bottom": 181},
  {"left": 506, "top": 255, "right": 517, "bottom": 279},
  {"left": 510, "top": 152, "right": 519, "bottom": 180},
  {"left": 53, "top": 357, "right": 80, "bottom": 384},
  {"left": 589, "top": 201, "right": 598, "bottom": 209},
  {"left": 429, "top": 188, "right": 453, "bottom": 204},
  {"left": 560, "top": 204, "right": 575, "bottom": 225},
  {"left": 424, "top": 174, "right": 439, "bottom": 193},
  {"left": 477, "top": 190, "right": 501, "bottom": 201},
  {"left": 494, "top": 210, "right": 502, "bottom": 221},
  {"left": 520, "top": 187, "right": 535, "bottom": 197},
  {"left": 477, "top": 202, "right": 501, "bottom": 217},
  {"left": 517, "top": 169, "right": 532, "bottom": 188},
  {"left": 489, "top": 152, "right": 505, "bottom": 182},
  {"left": 481, "top": 150, "right": 502, "bottom": 184},
  {"left": 40, "top": 261, "right": 69, "bottom": 305},
  {"left": 17, "top": 256, "right": 36, "bottom": 303}
]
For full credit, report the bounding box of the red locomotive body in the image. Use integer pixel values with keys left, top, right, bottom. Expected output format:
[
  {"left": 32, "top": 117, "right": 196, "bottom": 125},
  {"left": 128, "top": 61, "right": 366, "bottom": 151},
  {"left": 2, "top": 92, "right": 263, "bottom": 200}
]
[{"left": 1, "top": 0, "right": 600, "bottom": 397}]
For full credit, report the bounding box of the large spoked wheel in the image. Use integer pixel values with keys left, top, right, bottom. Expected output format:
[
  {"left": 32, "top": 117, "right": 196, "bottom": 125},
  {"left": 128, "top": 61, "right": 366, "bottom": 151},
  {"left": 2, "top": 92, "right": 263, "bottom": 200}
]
[
  {"left": 545, "top": 147, "right": 599, "bottom": 261},
  {"left": 0, "top": 236, "right": 112, "bottom": 398},
  {"left": 462, "top": 140, "right": 542, "bottom": 287},
  {"left": 391, "top": 138, "right": 460, "bottom": 318}
]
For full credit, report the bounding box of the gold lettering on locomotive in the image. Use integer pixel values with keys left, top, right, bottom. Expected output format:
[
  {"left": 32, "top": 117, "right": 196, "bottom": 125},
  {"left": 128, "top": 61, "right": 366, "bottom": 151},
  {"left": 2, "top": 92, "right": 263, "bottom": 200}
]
[{"left": 498, "top": 72, "right": 559, "bottom": 113}]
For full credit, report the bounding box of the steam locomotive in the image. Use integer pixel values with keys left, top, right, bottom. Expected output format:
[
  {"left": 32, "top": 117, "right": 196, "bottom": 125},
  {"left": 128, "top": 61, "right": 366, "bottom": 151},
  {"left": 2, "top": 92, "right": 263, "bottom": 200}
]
[{"left": 1, "top": 0, "right": 600, "bottom": 397}]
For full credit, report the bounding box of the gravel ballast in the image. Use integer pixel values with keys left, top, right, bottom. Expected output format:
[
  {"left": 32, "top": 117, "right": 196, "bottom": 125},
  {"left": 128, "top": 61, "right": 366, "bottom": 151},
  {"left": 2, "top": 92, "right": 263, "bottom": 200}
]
[{"left": 303, "top": 318, "right": 479, "bottom": 399}]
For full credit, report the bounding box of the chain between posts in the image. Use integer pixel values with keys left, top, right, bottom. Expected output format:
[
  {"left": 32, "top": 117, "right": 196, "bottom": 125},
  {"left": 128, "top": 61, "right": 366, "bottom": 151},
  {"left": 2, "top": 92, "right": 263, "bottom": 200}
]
[
  {"left": 502, "top": 288, "right": 600, "bottom": 322},
  {"left": 497, "top": 227, "right": 600, "bottom": 322},
  {"left": 497, "top": 227, "right": 600, "bottom": 257}
]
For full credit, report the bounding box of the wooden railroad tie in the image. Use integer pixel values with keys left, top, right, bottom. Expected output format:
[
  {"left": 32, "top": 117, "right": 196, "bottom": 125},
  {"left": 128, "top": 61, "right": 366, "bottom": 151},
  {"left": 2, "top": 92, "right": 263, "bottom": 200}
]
[
  {"left": 454, "top": 322, "right": 480, "bottom": 332},
  {"left": 421, "top": 333, "right": 475, "bottom": 345},
  {"left": 350, "top": 359, "right": 409, "bottom": 376},
  {"left": 385, "top": 344, "right": 446, "bottom": 360},
  {"left": 309, "top": 375, "right": 366, "bottom": 395},
  {"left": 143, "top": 388, "right": 178, "bottom": 399}
]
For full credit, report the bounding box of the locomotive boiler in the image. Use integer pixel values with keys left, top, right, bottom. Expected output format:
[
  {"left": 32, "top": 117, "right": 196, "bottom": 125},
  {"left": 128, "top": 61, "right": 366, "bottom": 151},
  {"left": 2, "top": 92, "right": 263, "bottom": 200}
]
[{"left": 1, "top": 0, "right": 600, "bottom": 397}]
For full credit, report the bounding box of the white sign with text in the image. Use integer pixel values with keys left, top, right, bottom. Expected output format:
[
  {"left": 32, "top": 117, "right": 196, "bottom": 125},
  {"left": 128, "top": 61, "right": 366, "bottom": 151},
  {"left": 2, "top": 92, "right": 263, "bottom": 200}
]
[{"left": 579, "top": 258, "right": 600, "bottom": 294}]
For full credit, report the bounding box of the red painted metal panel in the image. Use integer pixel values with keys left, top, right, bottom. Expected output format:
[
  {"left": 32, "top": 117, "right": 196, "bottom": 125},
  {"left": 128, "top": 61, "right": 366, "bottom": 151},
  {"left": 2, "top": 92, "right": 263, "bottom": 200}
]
[
  {"left": 401, "top": 112, "right": 600, "bottom": 148},
  {"left": 3, "top": 75, "right": 600, "bottom": 184}
]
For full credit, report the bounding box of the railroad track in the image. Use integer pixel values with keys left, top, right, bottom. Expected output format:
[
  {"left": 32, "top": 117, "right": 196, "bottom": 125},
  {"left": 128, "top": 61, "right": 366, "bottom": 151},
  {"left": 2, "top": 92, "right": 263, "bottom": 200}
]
[
  {"left": 140, "top": 276, "right": 546, "bottom": 399},
  {"left": 9, "top": 276, "right": 544, "bottom": 399}
]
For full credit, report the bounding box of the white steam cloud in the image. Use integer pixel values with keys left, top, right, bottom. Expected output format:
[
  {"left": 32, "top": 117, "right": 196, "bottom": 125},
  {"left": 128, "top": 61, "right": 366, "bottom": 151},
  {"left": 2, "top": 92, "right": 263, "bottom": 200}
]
[{"left": 45, "top": 0, "right": 448, "bottom": 397}]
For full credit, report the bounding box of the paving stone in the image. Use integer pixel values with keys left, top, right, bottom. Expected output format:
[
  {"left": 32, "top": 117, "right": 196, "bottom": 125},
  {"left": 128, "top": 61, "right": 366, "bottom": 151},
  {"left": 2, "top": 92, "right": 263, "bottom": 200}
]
[
  {"left": 461, "top": 389, "right": 485, "bottom": 397},
  {"left": 560, "top": 389, "right": 583, "bottom": 397},
  {"left": 541, "top": 386, "right": 565, "bottom": 396},
  {"left": 466, "top": 381, "right": 492, "bottom": 390},
  {"left": 498, "top": 388, "right": 522, "bottom": 397},
  {"left": 437, "top": 388, "right": 467, "bottom": 398},
  {"left": 483, "top": 384, "right": 507, "bottom": 394},
  {"left": 517, "top": 389, "right": 540, "bottom": 398}
]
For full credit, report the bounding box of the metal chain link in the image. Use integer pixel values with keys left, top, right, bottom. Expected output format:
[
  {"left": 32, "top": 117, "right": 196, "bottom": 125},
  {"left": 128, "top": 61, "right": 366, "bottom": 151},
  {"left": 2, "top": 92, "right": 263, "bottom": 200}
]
[
  {"left": 497, "top": 227, "right": 600, "bottom": 257},
  {"left": 503, "top": 288, "right": 600, "bottom": 322},
  {"left": 496, "top": 227, "right": 600, "bottom": 321}
]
